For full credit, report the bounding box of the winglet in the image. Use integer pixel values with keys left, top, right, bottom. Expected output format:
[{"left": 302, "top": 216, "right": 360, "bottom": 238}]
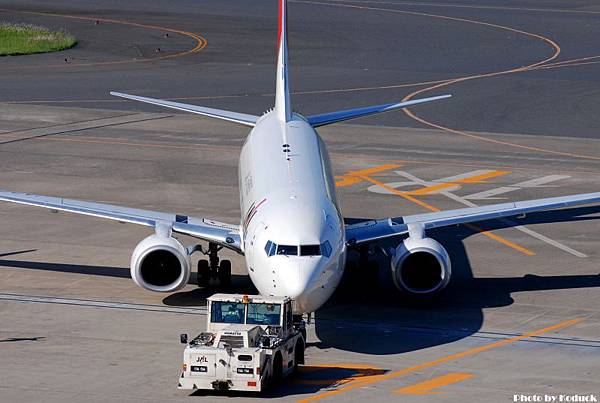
[{"left": 275, "top": 0, "right": 291, "bottom": 123}]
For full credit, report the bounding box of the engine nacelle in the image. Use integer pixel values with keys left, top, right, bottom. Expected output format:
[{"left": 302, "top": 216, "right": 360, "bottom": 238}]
[
  {"left": 130, "top": 234, "right": 191, "bottom": 292},
  {"left": 391, "top": 236, "right": 451, "bottom": 294}
]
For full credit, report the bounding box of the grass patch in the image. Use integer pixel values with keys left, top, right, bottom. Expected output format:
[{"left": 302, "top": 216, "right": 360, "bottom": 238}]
[{"left": 0, "top": 23, "right": 77, "bottom": 56}]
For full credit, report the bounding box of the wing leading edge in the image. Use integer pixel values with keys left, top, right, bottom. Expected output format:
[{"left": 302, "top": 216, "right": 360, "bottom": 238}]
[
  {"left": 0, "top": 190, "right": 242, "bottom": 253},
  {"left": 346, "top": 192, "right": 600, "bottom": 245}
]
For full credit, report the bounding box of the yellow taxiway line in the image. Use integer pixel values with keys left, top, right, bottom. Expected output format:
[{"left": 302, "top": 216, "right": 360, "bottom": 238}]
[
  {"left": 297, "top": 317, "right": 584, "bottom": 403},
  {"left": 395, "top": 372, "right": 475, "bottom": 395}
]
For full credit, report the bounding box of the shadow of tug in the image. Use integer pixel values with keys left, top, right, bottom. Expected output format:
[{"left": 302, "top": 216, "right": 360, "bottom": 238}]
[{"left": 1, "top": 206, "right": 598, "bottom": 357}]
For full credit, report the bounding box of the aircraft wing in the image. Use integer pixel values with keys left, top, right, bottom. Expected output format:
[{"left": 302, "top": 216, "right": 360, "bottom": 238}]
[
  {"left": 0, "top": 189, "right": 242, "bottom": 253},
  {"left": 345, "top": 192, "right": 600, "bottom": 245}
]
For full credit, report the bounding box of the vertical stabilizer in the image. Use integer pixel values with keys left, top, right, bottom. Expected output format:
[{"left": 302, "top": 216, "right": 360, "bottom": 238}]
[{"left": 275, "top": 0, "right": 291, "bottom": 122}]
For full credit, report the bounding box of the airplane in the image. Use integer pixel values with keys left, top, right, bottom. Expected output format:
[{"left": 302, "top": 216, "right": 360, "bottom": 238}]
[{"left": 1, "top": 0, "right": 599, "bottom": 314}]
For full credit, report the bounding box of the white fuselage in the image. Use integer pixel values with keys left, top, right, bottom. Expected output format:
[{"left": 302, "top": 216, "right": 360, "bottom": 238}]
[{"left": 238, "top": 111, "right": 346, "bottom": 313}]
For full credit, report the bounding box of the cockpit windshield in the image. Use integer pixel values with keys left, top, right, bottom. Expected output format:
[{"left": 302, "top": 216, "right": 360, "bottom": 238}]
[
  {"left": 300, "top": 244, "right": 320, "bottom": 256},
  {"left": 264, "top": 240, "right": 333, "bottom": 257},
  {"left": 246, "top": 303, "right": 281, "bottom": 326},
  {"left": 277, "top": 245, "right": 297, "bottom": 255},
  {"left": 211, "top": 301, "right": 245, "bottom": 324}
]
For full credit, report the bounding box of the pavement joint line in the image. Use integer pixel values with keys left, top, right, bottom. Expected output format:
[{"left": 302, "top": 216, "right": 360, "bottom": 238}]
[
  {"left": 0, "top": 292, "right": 207, "bottom": 315},
  {"left": 0, "top": 113, "right": 139, "bottom": 136},
  {"left": 15, "top": 132, "right": 600, "bottom": 176},
  {"left": 313, "top": 315, "right": 600, "bottom": 347},
  {"left": 6, "top": 53, "right": 599, "bottom": 103},
  {"left": 318, "top": 0, "right": 600, "bottom": 15},
  {"left": 297, "top": 317, "right": 585, "bottom": 403},
  {"left": 0, "top": 114, "right": 173, "bottom": 146}
]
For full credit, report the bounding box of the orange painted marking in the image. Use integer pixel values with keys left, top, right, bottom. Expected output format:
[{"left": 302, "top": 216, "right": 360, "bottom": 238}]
[
  {"left": 297, "top": 318, "right": 584, "bottom": 403},
  {"left": 0, "top": 8, "right": 207, "bottom": 71},
  {"left": 359, "top": 175, "right": 535, "bottom": 256},
  {"left": 293, "top": 363, "right": 385, "bottom": 386},
  {"left": 335, "top": 164, "right": 402, "bottom": 187},
  {"left": 465, "top": 223, "right": 535, "bottom": 256},
  {"left": 395, "top": 373, "right": 474, "bottom": 395},
  {"left": 407, "top": 170, "right": 510, "bottom": 196}
]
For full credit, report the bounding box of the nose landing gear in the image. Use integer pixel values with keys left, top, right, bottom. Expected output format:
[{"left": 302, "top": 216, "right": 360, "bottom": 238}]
[{"left": 196, "top": 242, "right": 232, "bottom": 288}]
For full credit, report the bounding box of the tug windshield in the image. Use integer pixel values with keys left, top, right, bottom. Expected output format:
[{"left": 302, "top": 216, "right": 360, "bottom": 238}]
[
  {"left": 246, "top": 303, "right": 281, "bottom": 326},
  {"left": 211, "top": 302, "right": 245, "bottom": 324}
]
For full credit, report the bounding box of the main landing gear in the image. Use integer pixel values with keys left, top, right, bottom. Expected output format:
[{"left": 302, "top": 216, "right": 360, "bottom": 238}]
[{"left": 196, "top": 242, "right": 231, "bottom": 288}]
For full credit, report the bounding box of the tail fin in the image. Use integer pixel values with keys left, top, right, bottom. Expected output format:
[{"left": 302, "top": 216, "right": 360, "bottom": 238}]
[{"left": 275, "top": 0, "right": 291, "bottom": 122}]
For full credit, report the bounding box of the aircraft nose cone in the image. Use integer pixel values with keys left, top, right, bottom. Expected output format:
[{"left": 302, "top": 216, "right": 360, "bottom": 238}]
[{"left": 279, "top": 260, "right": 319, "bottom": 299}]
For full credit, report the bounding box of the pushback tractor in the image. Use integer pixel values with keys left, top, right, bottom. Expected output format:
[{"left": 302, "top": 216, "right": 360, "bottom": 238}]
[{"left": 178, "top": 294, "right": 305, "bottom": 392}]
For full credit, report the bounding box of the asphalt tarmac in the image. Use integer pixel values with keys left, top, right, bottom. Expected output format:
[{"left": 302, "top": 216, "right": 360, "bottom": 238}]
[{"left": 0, "top": 1, "right": 599, "bottom": 402}]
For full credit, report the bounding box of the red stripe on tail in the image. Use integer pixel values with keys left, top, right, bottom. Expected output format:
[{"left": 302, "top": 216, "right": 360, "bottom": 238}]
[{"left": 277, "top": 0, "right": 283, "bottom": 51}]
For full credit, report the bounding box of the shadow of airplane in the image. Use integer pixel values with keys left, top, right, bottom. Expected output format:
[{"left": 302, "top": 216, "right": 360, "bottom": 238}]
[
  {"left": 313, "top": 205, "right": 600, "bottom": 354},
  {"left": 1, "top": 206, "right": 598, "bottom": 356}
]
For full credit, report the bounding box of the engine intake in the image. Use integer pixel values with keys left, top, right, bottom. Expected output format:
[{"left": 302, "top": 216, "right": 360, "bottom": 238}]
[
  {"left": 130, "top": 234, "right": 191, "bottom": 292},
  {"left": 391, "top": 236, "right": 451, "bottom": 294}
]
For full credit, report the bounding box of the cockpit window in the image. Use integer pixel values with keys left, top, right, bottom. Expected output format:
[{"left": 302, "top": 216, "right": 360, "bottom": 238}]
[
  {"left": 277, "top": 245, "right": 298, "bottom": 256},
  {"left": 300, "top": 244, "right": 321, "bottom": 256},
  {"left": 264, "top": 240, "right": 277, "bottom": 256},
  {"left": 266, "top": 242, "right": 332, "bottom": 257},
  {"left": 321, "top": 241, "right": 332, "bottom": 257}
]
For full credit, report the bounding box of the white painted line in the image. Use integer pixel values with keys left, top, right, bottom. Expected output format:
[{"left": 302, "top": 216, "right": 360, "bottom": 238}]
[
  {"left": 500, "top": 220, "right": 587, "bottom": 258},
  {"left": 513, "top": 175, "right": 572, "bottom": 188},
  {"left": 393, "top": 171, "right": 587, "bottom": 258},
  {"left": 465, "top": 175, "right": 571, "bottom": 200},
  {"left": 432, "top": 169, "right": 499, "bottom": 183}
]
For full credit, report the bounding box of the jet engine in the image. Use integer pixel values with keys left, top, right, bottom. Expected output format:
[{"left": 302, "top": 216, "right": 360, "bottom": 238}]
[
  {"left": 130, "top": 234, "right": 191, "bottom": 292},
  {"left": 390, "top": 236, "right": 451, "bottom": 294}
]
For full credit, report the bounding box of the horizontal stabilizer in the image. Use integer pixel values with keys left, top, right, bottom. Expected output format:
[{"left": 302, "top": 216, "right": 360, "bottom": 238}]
[
  {"left": 110, "top": 92, "right": 258, "bottom": 127},
  {"left": 306, "top": 94, "right": 451, "bottom": 127}
]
